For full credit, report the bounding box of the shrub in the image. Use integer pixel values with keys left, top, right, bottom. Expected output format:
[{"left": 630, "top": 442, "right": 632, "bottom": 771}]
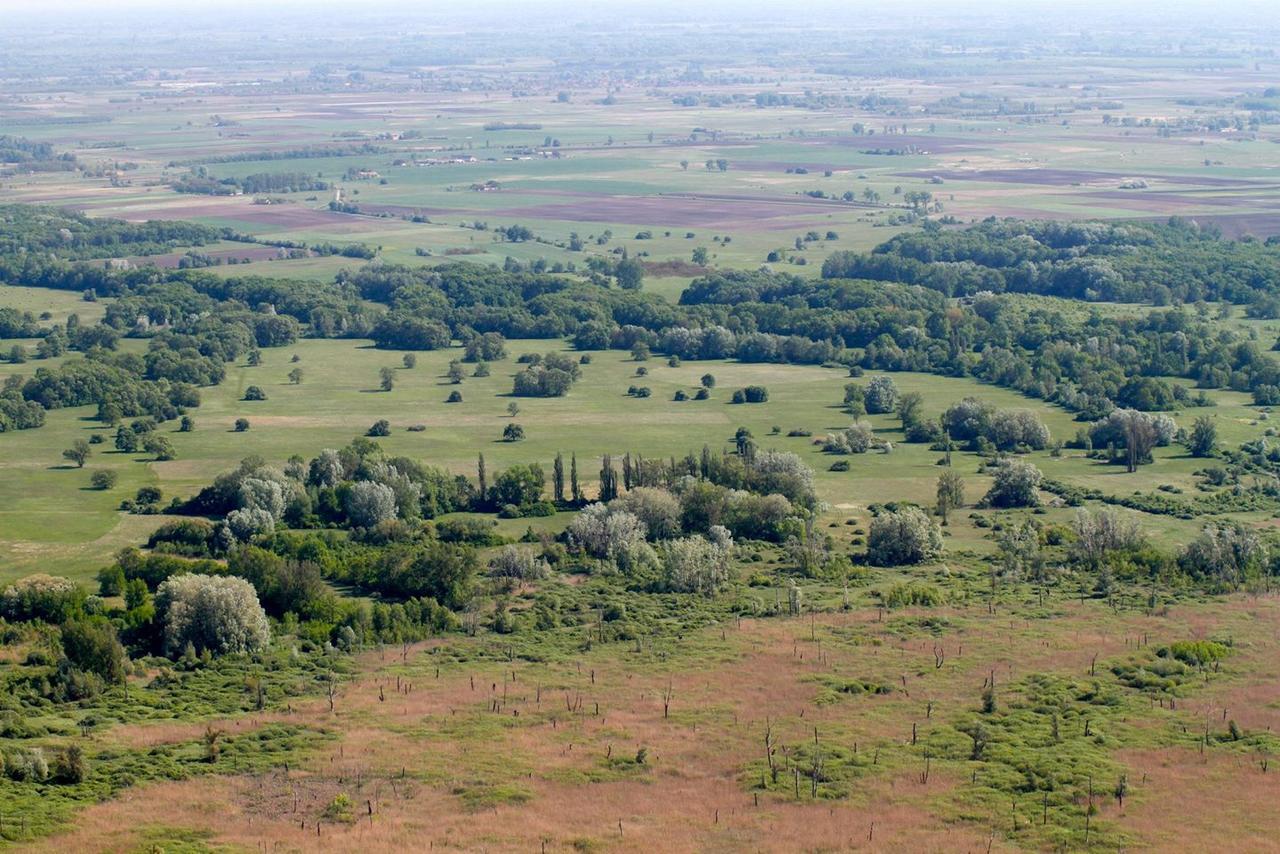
[
  {"left": 488, "top": 545, "right": 549, "bottom": 580},
  {"left": 864, "top": 376, "right": 898, "bottom": 414},
  {"left": 984, "top": 459, "right": 1043, "bottom": 508},
  {"left": 733, "top": 385, "right": 769, "bottom": 404},
  {"left": 2, "top": 574, "right": 85, "bottom": 622},
  {"left": 367, "top": 419, "right": 391, "bottom": 437},
  {"left": 234, "top": 418, "right": 250, "bottom": 432},
  {"left": 90, "top": 470, "right": 118, "bottom": 490},
  {"left": 867, "top": 507, "right": 942, "bottom": 566},
  {"left": 154, "top": 574, "right": 270, "bottom": 657},
  {"left": 446, "top": 390, "right": 463, "bottom": 403},
  {"left": 243, "top": 386, "right": 267, "bottom": 401},
  {"left": 659, "top": 531, "right": 733, "bottom": 595}
]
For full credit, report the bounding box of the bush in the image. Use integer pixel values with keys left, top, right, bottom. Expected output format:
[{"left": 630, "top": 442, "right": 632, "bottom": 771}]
[
  {"left": 984, "top": 459, "right": 1043, "bottom": 508},
  {"left": 733, "top": 385, "right": 769, "bottom": 404},
  {"left": 367, "top": 419, "right": 391, "bottom": 437},
  {"left": 446, "top": 390, "right": 463, "bottom": 403},
  {"left": 488, "top": 545, "right": 548, "bottom": 580},
  {"left": 865, "top": 376, "right": 898, "bottom": 414},
  {"left": 867, "top": 507, "right": 942, "bottom": 566},
  {"left": 154, "top": 574, "right": 270, "bottom": 657},
  {"left": 90, "top": 470, "right": 118, "bottom": 490},
  {"left": 243, "top": 386, "right": 267, "bottom": 401},
  {"left": 660, "top": 529, "right": 734, "bottom": 595},
  {"left": 2, "top": 574, "right": 85, "bottom": 622},
  {"left": 234, "top": 418, "right": 250, "bottom": 432}
]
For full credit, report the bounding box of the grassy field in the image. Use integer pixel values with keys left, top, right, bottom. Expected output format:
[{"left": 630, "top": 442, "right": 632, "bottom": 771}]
[{"left": 2, "top": 308, "right": 1269, "bottom": 582}]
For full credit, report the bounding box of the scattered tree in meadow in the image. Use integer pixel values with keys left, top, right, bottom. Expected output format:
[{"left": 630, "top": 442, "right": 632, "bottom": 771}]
[
  {"left": 379, "top": 366, "right": 396, "bottom": 392},
  {"left": 935, "top": 469, "right": 965, "bottom": 524},
  {"left": 90, "top": 470, "right": 118, "bottom": 490},
  {"left": 62, "top": 439, "right": 90, "bottom": 468},
  {"left": 1187, "top": 415, "right": 1217, "bottom": 457},
  {"left": 288, "top": 367, "right": 303, "bottom": 384},
  {"left": 243, "top": 385, "right": 267, "bottom": 401},
  {"left": 867, "top": 506, "right": 943, "bottom": 566},
  {"left": 864, "top": 375, "right": 898, "bottom": 414},
  {"left": 983, "top": 459, "right": 1043, "bottom": 508}
]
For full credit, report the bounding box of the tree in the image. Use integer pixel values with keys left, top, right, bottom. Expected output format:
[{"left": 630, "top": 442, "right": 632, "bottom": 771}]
[
  {"left": 502, "top": 422, "right": 525, "bottom": 442},
  {"left": 553, "top": 453, "right": 566, "bottom": 504},
  {"left": 867, "top": 506, "right": 943, "bottom": 566},
  {"left": 692, "top": 246, "right": 709, "bottom": 265},
  {"left": 843, "top": 383, "right": 866, "bottom": 418},
  {"left": 897, "top": 392, "right": 925, "bottom": 429},
  {"left": 379, "top": 366, "right": 396, "bottom": 392},
  {"left": 244, "top": 385, "right": 267, "bottom": 401},
  {"left": 492, "top": 464, "right": 545, "bottom": 507},
  {"left": 865, "top": 375, "right": 899, "bottom": 414},
  {"left": 63, "top": 439, "right": 90, "bottom": 468},
  {"left": 700, "top": 373, "right": 716, "bottom": 389},
  {"left": 935, "top": 469, "right": 965, "bottom": 524},
  {"left": 984, "top": 460, "right": 1043, "bottom": 508},
  {"left": 288, "top": 367, "right": 303, "bottom": 385},
  {"left": 448, "top": 360, "right": 465, "bottom": 384},
  {"left": 1178, "top": 523, "right": 1266, "bottom": 590},
  {"left": 570, "top": 453, "right": 581, "bottom": 504},
  {"left": 402, "top": 353, "right": 417, "bottom": 369},
  {"left": 567, "top": 503, "right": 647, "bottom": 559},
  {"left": 234, "top": 418, "right": 250, "bottom": 432},
  {"left": 616, "top": 257, "right": 644, "bottom": 290},
  {"left": 611, "top": 487, "right": 682, "bottom": 540},
  {"left": 1071, "top": 508, "right": 1144, "bottom": 569},
  {"left": 1120, "top": 411, "right": 1157, "bottom": 473},
  {"left": 660, "top": 532, "right": 733, "bottom": 594},
  {"left": 143, "top": 434, "right": 175, "bottom": 461},
  {"left": 61, "top": 616, "right": 126, "bottom": 685},
  {"left": 599, "top": 454, "right": 619, "bottom": 502},
  {"left": 367, "top": 419, "right": 391, "bottom": 437},
  {"left": 90, "top": 470, "right": 118, "bottom": 490},
  {"left": 155, "top": 574, "right": 270, "bottom": 657},
  {"left": 345, "top": 481, "right": 397, "bottom": 528},
  {"left": 477, "top": 453, "right": 488, "bottom": 506},
  {"left": 1187, "top": 415, "right": 1217, "bottom": 457}
]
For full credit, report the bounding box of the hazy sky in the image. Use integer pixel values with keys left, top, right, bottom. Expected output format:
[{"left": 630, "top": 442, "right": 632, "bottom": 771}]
[{"left": 1, "top": 0, "right": 1276, "bottom": 46}]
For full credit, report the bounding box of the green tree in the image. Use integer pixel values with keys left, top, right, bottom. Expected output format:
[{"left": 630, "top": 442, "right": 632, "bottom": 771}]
[
  {"left": 935, "top": 469, "right": 965, "bottom": 524},
  {"left": 1188, "top": 415, "right": 1217, "bottom": 457},
  {"left": 63, "top": 439, "right": 91, "bottom": 468},
  {"left": 379, "top": 366, "right": 396, "bottom": 392}
]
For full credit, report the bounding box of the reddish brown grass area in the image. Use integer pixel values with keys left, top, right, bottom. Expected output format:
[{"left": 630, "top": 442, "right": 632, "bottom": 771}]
[{"left": 32, "top": 594, "right": 1280, "bottom": 852}]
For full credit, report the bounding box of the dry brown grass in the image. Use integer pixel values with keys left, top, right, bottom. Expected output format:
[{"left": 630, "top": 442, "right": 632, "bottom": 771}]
[{"left": 32, "top": 593, "right": 1280, "bottom": 852}]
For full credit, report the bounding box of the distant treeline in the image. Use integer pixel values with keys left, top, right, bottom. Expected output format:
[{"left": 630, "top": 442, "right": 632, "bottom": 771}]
[
  {"left": 823, "top": 217, "right": 1280, "bottom": 306},
  {"left": 172, "top": 171, "right": 330, "bottom": 196},
  {"left": 165, "top": 143, "right": 386, "bottom": 168},
  {"left": 0, "top": 135, "right": 78, "bottom": 174},
  {"left": 5, "top": 205, "right": 1280, "bottom": 438}
]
